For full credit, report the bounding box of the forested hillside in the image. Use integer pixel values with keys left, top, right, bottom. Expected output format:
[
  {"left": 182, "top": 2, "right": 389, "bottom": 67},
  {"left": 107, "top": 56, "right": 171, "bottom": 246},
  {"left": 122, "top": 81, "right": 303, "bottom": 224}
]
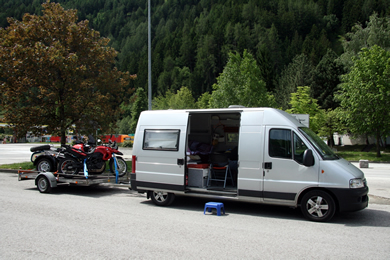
[{"left": 1, "top": 0, "right": 390, "bottom": 109}]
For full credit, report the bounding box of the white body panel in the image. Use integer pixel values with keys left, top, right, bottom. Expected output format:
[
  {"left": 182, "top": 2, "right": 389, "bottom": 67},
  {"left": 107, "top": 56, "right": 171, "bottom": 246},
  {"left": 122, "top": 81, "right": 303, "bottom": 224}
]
[
  {"left": 133, "top": 111, "right": 188, "bottom": 190},
  {"left": 237, "top": 111, "right": 264, "bottom": 202},
  {"left": 132, "top": 107, "right": 368, "bottom": 211},
  {"left": 263, "top": 125, "right": 319, "bottom": 204}
]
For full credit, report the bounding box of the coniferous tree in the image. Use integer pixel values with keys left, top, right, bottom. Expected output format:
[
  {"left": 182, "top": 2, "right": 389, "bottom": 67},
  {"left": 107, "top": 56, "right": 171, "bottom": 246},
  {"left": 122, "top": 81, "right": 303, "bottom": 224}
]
[
  {"left": 274, "top": 54, "right": 314, "bottom": 110},
  {"left": 312, "top": 49, "right": 345, "bottom": 110}
]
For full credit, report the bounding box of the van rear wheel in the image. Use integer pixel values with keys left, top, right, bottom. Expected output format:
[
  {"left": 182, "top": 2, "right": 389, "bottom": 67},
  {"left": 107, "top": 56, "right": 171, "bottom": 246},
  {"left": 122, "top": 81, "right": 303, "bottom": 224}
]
[
  {"left": 150, "top": 191, "right": 175, "bottom": 206},
  {"left": 301, "top": 190, "right": 336, "bottom": 222}
]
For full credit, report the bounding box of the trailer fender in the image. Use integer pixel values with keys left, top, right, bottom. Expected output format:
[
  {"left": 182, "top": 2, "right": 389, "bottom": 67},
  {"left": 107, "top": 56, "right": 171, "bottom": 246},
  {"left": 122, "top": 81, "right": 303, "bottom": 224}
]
[{"left": 35, "top": 172, "right": 57, "bottom": 188}]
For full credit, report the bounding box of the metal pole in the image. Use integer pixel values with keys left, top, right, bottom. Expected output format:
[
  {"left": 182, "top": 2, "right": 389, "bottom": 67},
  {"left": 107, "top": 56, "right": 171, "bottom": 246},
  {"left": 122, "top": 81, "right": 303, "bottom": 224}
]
[{"left": 148, "top": 0, "right": 152, "bottom": 110}]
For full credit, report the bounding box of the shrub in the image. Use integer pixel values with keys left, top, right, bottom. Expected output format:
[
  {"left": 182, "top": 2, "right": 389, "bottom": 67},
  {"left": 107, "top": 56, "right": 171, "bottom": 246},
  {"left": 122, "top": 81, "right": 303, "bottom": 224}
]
[{"left": 121, "top": 141, "right": 133, "bottom": 148}]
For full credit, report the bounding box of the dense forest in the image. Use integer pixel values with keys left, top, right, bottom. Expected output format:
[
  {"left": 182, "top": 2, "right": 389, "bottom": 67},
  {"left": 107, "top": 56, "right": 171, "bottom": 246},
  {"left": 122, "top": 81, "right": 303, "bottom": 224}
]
[{"left": 1, "top": 0, "right": 390, "bottom": 111}]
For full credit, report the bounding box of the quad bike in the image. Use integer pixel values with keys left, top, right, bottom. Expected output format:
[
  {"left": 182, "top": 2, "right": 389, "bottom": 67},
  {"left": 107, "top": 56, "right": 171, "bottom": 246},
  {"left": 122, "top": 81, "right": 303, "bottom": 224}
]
[{"left": 30, "top": 145, "right": 60, "bottom": 172}]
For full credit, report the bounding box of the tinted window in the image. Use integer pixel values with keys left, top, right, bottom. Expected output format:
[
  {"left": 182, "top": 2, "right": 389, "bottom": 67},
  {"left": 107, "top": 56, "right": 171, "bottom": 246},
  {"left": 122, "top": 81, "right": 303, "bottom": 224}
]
[{"left": 269, "top": 129, "right": 292, "bottom": 159}]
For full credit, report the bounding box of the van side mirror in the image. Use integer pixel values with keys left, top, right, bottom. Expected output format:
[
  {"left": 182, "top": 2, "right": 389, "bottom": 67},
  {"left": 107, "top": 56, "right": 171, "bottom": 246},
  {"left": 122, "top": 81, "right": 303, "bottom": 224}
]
[{"left": 303, "top": 149, "right": 314, "bottom": 167}]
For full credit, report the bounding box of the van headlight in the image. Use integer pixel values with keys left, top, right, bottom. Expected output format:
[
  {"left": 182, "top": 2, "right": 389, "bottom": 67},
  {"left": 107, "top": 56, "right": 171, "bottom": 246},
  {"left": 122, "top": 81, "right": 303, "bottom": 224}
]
[{"left": 349, "top": 178, "right": 365, "bottom": 188}]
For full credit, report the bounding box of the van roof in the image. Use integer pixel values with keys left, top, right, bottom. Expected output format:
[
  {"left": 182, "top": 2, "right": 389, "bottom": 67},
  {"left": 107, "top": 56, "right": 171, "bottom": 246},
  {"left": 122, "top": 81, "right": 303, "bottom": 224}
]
[{"left": 140, "top": 107, "right": 305, "bottom": 128}]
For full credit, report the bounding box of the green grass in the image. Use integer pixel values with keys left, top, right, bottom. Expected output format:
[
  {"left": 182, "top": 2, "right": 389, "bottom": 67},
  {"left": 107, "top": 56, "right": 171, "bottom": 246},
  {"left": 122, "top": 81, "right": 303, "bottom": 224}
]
[
  {"left": 336, "top": 151, "right": 390, "bottom": 162},
  {"left": 334, "top": 145, "right": 390, "bottom": 162},
  {"left": 0, "top": 162, "right": 34, "bottom": 170}
]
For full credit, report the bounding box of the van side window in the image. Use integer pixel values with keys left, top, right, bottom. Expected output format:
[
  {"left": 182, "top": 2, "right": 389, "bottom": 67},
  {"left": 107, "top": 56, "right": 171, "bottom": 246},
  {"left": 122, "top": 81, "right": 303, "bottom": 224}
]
[
  {"left": 293, "top": 132, "right": 308, "bottom": 164},
  {"left": 143, "top": 129, "right": 180, "bottom": 151},
  {"left": 269, "top": 129, "right": 292, "bottom": 159}
]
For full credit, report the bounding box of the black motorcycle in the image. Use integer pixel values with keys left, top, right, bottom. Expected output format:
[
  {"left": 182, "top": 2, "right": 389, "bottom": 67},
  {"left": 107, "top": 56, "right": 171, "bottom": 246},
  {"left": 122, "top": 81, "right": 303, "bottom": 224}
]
[{"left": 56, "top": 136, "right": 127, "bottom": 177}]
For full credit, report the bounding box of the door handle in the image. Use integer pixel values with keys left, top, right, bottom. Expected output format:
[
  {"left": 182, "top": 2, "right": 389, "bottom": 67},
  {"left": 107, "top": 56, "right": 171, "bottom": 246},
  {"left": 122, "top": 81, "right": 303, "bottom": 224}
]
[
  {"left": 177, "top": 158, "right": 184, "bottom": 165},
  {"left": 264, "top": 162, "right": 272, "bottom": 169}
]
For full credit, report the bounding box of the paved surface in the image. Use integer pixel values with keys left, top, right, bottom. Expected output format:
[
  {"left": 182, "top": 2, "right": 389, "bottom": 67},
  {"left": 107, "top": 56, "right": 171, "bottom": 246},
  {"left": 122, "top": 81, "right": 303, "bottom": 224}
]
[
  {"left": 1, "top": 172, "right": 390, "bottom": 259},
  {"left": 351, "top": 162, "right": 390, "bottom": 201}
]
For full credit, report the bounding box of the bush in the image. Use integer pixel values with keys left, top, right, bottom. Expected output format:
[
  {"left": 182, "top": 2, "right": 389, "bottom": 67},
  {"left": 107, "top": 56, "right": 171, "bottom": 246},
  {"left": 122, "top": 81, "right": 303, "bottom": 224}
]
[{"left": 121, "top": 141, "right": 133, "bottom": 148}]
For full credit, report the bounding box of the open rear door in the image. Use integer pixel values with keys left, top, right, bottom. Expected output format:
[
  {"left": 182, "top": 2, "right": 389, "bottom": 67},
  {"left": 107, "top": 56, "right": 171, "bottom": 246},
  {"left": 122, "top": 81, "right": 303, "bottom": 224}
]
[{"left": 135, "top": 111, "right": 189, "bottom": 191}]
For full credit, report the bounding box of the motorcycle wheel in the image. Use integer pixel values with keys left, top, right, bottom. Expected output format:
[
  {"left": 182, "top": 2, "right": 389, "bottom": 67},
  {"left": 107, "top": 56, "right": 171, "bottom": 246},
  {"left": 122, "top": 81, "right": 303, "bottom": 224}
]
[
  {"left": 109, "top": 157, "right": 127, "bottom": 177},
  {"left": 58, "top": 158, "right": 80, "bottom": 175}
]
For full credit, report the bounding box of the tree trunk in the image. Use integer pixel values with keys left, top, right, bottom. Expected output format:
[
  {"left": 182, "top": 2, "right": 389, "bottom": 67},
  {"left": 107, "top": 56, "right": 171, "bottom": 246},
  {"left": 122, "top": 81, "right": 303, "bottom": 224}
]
[
  {"left": 327, "top": 134, "right": 335, "bottom": 148},
  {"left": 61, "top": 130, "right": 67, "bottom": 146},
  {"left": 376, "top": 130, "right": 381, "bottom": 157}
]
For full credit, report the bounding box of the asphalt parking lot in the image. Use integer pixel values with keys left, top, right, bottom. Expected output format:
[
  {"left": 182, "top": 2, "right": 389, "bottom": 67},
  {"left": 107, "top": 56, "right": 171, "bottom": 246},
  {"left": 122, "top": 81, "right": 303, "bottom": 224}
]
[{"left": 1, "top": 143, "right": 389, "bottom": 259}]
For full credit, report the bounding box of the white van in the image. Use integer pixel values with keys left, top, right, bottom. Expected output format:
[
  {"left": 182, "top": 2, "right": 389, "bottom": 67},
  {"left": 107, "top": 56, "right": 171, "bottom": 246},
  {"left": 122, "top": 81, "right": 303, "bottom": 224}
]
[{"left": 130, "top": 107, "right": 368, "bottom": 222}]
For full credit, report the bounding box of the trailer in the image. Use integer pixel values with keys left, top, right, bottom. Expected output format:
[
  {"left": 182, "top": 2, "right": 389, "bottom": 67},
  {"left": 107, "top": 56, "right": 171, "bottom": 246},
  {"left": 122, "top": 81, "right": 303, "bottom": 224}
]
[{"left": 18, "top": 170, "right": 131, "bottom": 193}]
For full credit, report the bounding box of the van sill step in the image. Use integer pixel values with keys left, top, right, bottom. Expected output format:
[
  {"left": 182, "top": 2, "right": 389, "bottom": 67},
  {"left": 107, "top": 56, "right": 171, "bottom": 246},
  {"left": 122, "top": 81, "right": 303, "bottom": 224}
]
[{"left": 185, "top": 188, "right": 237, "bottom": 196}]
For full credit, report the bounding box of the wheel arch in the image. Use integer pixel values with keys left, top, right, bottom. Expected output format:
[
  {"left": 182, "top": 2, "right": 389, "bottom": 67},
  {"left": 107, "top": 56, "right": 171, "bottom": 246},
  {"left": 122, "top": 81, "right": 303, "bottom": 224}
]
[
  {"left": 34, "top": 172, "right": 57, "bottom": 188},
  {"left": 297, "top": 187, "right": 340, "bottom": 212}
]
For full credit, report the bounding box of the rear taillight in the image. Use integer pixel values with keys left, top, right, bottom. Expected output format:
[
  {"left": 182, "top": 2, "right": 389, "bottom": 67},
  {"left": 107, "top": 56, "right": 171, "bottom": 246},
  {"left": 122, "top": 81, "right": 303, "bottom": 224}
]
[{"left": 132, "top": 155, "right": 136, "bottom": 173}]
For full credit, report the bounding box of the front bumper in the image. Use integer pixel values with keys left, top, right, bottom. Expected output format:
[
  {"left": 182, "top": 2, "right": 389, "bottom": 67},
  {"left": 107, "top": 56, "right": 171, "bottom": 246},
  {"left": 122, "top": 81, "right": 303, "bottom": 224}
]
[{"left": 329, "top": 186, "right": 369, "bottom": 212}]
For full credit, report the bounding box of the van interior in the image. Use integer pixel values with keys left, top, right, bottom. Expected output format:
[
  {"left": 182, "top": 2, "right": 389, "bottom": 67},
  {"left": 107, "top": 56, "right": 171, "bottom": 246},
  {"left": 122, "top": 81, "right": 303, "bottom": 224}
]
[{"left": 186, "top": 112, "right": 241, "bottom": 194}]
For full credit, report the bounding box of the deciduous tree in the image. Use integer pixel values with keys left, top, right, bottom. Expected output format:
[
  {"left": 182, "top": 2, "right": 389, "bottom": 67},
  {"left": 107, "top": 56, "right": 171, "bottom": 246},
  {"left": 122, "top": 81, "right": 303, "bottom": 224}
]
[
  {"left": 336, "top": 45, "right": 390, "bottom": 157},
  {"left": 339, "top": 13, "right": 390, "bottom": 70},
  {"left": 196, "top": 92, "right": 212, "bottom": 109},
  {"left": 0, "top": 1, "right": 135, "bottom": 144},
  {"left": 210, "top": 50, "right": 275, "bottom": 108},
  {"left": 130, "top": 87, "right": 148, "bottom": 133},
  {"left": 287, "top": 86, "right": 324, "bottom": 134},
  {"left": 152, "top": 86, "right": 196, "bottom": 110}
]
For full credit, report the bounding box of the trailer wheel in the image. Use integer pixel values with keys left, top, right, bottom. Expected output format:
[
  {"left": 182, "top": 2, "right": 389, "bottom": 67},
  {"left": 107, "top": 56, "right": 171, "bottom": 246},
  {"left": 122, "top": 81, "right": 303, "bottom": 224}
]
[
  {"left": 300, "top": 190, "right": 335, "bottom": 222},
  {"left": 150, "top": 191, "right": 175, "bottom": 206},
  {"left": 37, "top": 175, "right": 52, "bottom": 193}
]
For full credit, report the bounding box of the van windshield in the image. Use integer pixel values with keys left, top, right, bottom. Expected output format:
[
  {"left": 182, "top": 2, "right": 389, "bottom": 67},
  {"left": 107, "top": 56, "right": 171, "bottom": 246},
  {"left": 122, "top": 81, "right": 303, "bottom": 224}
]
[{"left": 299, "top": 127, "right": 339, "bottom": 160}]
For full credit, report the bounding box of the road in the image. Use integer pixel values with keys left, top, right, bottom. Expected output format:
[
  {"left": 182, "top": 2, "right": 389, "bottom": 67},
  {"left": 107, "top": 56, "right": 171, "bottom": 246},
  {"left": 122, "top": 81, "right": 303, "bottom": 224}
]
[
  {"left": 1, "top": 143, "right": 390, "bottom": 259},
  {"left": 0, "top": 171, "right": 390, "bottom": 259}
]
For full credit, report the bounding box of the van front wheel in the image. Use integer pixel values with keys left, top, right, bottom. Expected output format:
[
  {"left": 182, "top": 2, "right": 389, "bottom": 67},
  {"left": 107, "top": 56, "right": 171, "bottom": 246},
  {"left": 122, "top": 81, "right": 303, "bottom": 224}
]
[
  {"left": 150, "top": 191, "right": 175, "bottom": 206},
  {"left": 301, "top": 190, "right": 336, "bottom": 222}
]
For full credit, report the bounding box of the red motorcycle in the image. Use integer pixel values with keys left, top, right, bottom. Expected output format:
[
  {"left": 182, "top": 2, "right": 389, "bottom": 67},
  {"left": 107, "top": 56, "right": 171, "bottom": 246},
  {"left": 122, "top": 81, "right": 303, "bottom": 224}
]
[{"left": 57, "top": 136, "right": 127, "bottom": 177}]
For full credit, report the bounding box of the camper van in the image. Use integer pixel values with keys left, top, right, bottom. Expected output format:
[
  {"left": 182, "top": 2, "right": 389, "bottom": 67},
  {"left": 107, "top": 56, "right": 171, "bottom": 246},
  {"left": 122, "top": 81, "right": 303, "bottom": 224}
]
[{"left": 130, "top": 107, "right": 368, "bottom": 222}]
